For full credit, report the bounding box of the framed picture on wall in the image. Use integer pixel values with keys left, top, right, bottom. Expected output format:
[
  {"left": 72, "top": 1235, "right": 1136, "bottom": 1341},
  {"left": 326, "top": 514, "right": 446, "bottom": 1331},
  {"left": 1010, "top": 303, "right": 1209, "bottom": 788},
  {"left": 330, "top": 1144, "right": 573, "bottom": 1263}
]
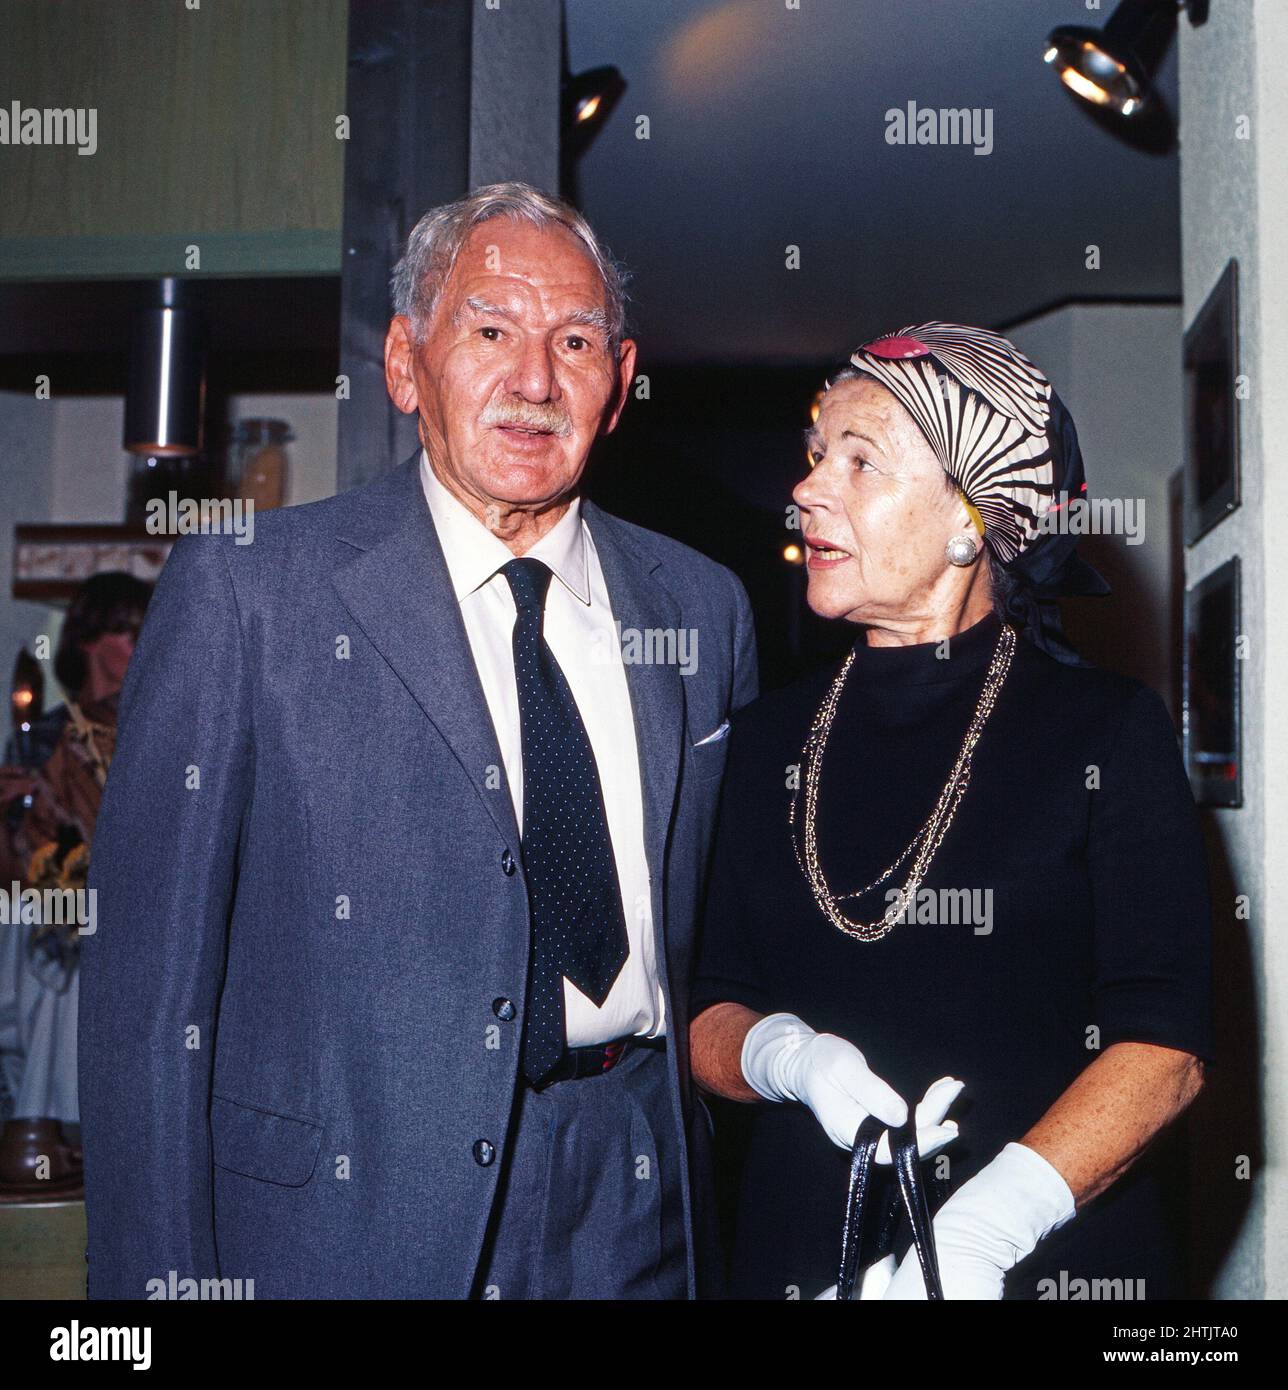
[
  {"left": 1183, "top": 258, "right": 1240, "bottom": 544},
  {"left": 1183, "top": 556, "right": 1242, "bottom": 807},
  {"left": 11, "top": 525, "right": 174, "bottom": 603}
]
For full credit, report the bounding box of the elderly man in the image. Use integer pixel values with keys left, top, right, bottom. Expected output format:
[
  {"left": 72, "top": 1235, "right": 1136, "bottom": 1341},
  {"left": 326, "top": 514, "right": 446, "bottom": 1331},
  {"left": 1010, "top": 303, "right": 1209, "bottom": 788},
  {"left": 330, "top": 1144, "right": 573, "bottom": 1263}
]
[{"left": 80, "top": 182, "right": 757, "bottom": 1299}]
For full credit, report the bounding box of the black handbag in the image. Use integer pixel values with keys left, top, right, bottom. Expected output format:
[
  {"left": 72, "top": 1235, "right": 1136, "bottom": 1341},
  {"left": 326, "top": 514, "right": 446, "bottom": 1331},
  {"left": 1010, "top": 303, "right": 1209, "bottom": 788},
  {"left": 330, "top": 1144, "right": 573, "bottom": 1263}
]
[{"left": 835, "top": 1113, "right": 947, "bottom": 1301}]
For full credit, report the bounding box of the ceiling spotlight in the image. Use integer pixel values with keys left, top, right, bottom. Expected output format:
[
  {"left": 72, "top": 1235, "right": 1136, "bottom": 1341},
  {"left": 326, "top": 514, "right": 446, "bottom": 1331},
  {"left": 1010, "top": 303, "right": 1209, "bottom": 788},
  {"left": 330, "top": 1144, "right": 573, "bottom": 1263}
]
[
  {"left": 562, "top": 66, "right": 626, "bottom": 157},
  {"left": 1044, "top": 0, "right": 1208, "bottom": 118}
]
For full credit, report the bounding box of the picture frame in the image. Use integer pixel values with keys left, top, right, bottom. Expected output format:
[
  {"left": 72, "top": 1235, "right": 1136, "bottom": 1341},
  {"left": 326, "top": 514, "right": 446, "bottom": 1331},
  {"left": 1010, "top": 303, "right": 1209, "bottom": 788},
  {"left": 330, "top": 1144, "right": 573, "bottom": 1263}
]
[
  {"left": 1183, "top": 258, "right": 1240, "bottom": 545},
  {"left": 1183, "top": 556, "right": 1242, "bottom": 807},
  {"left": 11, "top": 524, "right": 174, "bottom": 603}
]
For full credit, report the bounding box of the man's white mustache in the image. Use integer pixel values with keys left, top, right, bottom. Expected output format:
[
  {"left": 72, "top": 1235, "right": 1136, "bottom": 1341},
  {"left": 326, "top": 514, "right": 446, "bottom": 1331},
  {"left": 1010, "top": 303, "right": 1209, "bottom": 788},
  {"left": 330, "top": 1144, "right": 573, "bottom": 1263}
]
[{"left": 480, "top": 400, "right": 573, "bottom": 437}]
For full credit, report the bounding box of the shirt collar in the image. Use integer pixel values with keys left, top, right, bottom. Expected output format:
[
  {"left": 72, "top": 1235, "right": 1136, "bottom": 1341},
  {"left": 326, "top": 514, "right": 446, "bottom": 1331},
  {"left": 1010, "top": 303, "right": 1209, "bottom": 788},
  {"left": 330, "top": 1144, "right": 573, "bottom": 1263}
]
[{"left": 419, "top": 449, "right": 591, "bottom": 606}]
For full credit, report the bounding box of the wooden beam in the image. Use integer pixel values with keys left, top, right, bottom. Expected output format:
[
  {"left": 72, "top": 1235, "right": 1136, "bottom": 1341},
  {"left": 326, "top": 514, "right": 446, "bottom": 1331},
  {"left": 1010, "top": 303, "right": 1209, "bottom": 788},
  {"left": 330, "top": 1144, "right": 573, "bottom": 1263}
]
[
  {"left": 337, "top": 0, "right": 472, "bottom": 488},
  {"left": 336, "top": 0, "right": 564, "bottom": 486}
]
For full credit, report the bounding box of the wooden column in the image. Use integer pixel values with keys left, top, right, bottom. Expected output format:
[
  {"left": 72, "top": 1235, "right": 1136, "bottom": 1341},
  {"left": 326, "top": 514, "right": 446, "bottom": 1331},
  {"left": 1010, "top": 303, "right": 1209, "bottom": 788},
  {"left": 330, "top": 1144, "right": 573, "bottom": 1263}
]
[{"left": 337, "top": 0, "right": 562, "bottom": 488}]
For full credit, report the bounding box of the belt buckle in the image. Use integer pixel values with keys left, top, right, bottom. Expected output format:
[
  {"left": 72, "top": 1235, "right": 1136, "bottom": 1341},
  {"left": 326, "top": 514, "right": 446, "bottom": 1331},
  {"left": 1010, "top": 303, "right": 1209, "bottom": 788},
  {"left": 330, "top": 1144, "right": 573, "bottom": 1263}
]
[{"left": 601, "top": 1040, "right": 628, "bottom": 1073}]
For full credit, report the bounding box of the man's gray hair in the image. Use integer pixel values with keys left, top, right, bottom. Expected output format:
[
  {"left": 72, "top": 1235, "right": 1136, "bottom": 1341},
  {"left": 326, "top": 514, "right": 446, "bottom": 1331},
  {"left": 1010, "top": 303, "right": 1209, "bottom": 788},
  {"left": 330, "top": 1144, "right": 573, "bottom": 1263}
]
[{"left": 390, "top": 181, "right": 629, "bottom": 352}]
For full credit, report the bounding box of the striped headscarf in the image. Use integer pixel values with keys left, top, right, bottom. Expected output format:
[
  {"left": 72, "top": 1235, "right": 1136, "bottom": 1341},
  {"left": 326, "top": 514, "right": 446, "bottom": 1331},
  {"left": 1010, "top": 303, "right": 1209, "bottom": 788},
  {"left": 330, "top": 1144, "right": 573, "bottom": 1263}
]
[{"left": 830, "top": 320, "right": 1108, "bottom": 662}]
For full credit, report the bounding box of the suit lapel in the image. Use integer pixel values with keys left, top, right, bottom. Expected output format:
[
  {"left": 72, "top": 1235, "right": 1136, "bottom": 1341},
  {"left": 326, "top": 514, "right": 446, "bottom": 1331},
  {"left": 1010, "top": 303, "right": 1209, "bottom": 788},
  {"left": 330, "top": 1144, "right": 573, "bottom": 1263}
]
[
  {"left": 583, "top": 501, "right": 686, "bottom": 907},
  {"left": 327, "top": 466, "right": 685, "bottom": 911},
  {"left": 330, "top": 456, "right": 520, "bottom": 851}
]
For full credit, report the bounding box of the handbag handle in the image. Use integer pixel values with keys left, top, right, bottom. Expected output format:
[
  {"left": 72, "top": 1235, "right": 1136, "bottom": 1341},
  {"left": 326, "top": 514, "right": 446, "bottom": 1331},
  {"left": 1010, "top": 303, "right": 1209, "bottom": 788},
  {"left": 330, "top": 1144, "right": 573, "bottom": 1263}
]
[
  {"left": 835, "top": 1114, "right": 945, "bottom": 1301},
  {"left": 890, "top": 1114, "right": 943, "bottom": 1300},
  {"left": 835, "top": 1116, "right": 884, "bottom": 1301}
]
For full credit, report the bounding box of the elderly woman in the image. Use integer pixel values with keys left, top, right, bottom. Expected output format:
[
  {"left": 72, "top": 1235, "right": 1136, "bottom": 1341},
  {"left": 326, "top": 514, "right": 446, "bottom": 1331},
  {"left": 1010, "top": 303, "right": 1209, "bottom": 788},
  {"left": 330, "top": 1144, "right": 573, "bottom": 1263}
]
[{"left": 690, "top": 322, "right": 1213, "bottom": 1300}]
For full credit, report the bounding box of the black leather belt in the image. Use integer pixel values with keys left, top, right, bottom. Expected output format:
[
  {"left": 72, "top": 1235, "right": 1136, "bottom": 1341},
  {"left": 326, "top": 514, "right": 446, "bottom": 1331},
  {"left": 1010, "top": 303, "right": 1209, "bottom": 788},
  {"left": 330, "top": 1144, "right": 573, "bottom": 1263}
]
[{"left": 531, "top": 1035, "right": 666, "bottom": 1089}]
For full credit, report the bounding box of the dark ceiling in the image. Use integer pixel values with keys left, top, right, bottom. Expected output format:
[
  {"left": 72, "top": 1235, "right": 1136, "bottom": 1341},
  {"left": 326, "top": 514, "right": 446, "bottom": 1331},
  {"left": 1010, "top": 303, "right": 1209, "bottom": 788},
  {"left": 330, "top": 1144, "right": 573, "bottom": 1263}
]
[
  {"left": 0, "top": 2, "right": 1182, "bottom": 390},
  {"left": 565, "top": 0, "right": 1181, "bottom": 366},
  {"left": 0, "top": 278, "right": 340, "bottom": 394}
]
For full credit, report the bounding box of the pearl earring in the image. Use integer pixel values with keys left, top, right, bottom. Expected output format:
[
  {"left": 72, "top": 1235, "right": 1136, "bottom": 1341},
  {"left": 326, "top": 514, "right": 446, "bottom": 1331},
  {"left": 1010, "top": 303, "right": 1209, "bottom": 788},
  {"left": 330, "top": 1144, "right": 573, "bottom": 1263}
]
[{"left": 946, "top": 535, "right": 977, "bottom": 567}]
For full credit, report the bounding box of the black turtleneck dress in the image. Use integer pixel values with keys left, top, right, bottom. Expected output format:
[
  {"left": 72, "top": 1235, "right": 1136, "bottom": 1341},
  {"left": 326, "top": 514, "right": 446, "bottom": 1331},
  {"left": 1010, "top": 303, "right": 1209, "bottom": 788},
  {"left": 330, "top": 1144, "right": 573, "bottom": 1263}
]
[{"left": 692, "top": 613, "right": 1214, "bottom": 1300}]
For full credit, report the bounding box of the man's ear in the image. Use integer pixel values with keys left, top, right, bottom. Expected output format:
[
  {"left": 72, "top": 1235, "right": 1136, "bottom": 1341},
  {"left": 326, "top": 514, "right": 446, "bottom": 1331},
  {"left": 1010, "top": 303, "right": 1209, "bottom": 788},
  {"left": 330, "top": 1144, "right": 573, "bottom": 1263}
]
[
  {"left": 601, "top": 338, "right": 638, "bottom": 436},
  {"left": 384, "top": 316, "right": 420, "bottom": 415}
]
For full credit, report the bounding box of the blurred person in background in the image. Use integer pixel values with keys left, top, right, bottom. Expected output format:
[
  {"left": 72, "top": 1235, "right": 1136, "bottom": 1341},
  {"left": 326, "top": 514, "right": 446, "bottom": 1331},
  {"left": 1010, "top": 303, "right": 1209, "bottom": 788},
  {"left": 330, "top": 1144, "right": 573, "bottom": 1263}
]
[{"left": 0, "top": 571, "right": 151, "bottom": 1195}]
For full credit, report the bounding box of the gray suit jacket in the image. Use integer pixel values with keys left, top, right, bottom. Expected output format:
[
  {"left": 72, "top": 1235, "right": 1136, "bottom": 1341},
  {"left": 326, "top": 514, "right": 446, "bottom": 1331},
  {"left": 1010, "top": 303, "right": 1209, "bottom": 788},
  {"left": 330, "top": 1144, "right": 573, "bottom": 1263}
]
[{"left": 79, "top": 453, "right": 757, "bottom": 1298}]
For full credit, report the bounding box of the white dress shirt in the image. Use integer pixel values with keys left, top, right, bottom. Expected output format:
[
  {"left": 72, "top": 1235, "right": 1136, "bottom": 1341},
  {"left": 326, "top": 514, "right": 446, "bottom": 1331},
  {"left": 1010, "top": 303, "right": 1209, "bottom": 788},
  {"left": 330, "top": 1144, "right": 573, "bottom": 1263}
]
[{"left": 419, "top": 452, "right": 665, "bottom": 1043}]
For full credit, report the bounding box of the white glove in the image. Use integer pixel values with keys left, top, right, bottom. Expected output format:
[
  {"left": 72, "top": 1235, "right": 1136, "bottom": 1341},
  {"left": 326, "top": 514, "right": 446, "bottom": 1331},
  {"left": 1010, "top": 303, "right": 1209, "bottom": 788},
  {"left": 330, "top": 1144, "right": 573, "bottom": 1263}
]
[
  {"left": 741, "top": 1013, "right": 962, "bottom": 1159},
  {"left": 883, "top": 1141, "right": 1076, "bottom": 1300},
  {"left": 882, "top": 1074, "right": 965, "bottom": 1163}
]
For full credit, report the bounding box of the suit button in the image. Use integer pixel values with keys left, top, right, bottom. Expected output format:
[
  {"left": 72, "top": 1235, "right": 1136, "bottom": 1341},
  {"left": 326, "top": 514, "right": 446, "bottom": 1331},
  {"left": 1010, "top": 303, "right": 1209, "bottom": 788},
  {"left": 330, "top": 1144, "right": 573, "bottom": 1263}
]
[
  {"left": 501, "top": 849, "right": 516, "bottom": 876},
  {"left": 473, "top": 1139, "right": 496, "bottom": 1167},
  {"left": 492, "top": 997, "right": 517, "bottom": 1021}
]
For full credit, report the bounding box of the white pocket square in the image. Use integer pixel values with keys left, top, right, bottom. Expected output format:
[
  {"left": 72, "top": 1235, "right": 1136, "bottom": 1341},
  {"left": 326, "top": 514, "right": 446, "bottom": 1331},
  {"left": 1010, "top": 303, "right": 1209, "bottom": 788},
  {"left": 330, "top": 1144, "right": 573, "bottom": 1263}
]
[{"left": 693, "top": 720, "right": 730, "bottom": 748}]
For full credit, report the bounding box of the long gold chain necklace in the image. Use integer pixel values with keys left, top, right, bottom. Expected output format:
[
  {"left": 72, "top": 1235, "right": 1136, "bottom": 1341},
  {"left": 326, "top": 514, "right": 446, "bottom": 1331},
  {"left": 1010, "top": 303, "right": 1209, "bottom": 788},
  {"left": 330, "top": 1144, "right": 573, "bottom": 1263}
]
[{"left": 789, "top": 623, "right": 1016, "bottom": 942}]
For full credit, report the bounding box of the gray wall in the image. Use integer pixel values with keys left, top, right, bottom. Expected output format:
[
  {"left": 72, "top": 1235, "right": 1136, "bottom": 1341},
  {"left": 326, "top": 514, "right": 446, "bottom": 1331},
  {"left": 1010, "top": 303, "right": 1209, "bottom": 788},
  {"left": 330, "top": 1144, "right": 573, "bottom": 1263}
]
[
  {"left": 0, "top": 391, "right": 56, "bottom": 692},
  {"left": 1008, "top": 303, "right": 1183, "bottom": 710},
  {"left": 1179, "top": 0, "right": 1288, "bottom": 1300}
]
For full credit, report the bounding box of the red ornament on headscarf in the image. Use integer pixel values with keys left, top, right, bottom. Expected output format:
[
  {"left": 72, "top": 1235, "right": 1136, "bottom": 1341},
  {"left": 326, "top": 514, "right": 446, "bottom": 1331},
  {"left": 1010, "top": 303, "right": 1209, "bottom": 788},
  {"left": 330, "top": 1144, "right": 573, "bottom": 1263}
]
[{"left": 862, "top": 334, "right": 930, "bottom": 359}]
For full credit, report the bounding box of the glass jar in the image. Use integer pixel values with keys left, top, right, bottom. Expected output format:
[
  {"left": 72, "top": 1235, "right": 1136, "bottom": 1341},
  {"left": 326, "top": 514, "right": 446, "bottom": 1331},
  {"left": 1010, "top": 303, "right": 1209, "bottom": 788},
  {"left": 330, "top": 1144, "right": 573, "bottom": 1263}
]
[{"left": 228, "top": 419, "right": 293, "bottom": 511}]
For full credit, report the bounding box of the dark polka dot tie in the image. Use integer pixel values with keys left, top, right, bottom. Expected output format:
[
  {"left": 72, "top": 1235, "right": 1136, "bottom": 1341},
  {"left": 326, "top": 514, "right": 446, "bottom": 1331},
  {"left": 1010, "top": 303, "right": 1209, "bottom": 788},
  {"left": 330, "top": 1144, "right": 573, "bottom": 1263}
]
[{"left": 502, "top": 557, "right": 631, "bottom": 1086}]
